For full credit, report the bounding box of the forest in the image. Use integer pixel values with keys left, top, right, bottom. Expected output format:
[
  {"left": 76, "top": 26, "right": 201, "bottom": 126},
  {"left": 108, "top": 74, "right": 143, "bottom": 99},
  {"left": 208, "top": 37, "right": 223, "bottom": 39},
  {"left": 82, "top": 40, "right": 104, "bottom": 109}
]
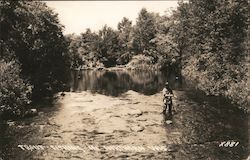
[{"left": 0, "top": 0, "right": 249, "bottom": 118}]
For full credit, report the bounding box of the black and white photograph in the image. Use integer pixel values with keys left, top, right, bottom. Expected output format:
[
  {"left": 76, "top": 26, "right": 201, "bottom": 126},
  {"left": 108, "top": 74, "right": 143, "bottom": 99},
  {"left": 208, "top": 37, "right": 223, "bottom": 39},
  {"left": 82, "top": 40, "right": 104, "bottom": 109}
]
[{"left": 0, "top": 0, "right": 249, "bottom": 159}]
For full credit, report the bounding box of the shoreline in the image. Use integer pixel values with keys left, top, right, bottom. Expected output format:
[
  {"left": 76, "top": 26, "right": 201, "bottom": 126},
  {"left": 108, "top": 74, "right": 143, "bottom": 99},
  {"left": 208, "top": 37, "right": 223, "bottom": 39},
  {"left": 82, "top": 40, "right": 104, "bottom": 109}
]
[{"left": 71, "top": 64, "right": 163, "bottom": 72}]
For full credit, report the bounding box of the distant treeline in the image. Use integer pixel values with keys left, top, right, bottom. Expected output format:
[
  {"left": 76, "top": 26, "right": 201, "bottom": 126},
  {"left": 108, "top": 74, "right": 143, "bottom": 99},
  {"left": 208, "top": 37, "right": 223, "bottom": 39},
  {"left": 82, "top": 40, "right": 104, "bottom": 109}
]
[
  {"left": 65, "top": 8, "right": 181, "bottom": 72},
  {"left": 0, "top": 0, "right": 249, "bottom": 117},
  {"left": 66, "top": 0, "right": 249, "bottom": 109}
]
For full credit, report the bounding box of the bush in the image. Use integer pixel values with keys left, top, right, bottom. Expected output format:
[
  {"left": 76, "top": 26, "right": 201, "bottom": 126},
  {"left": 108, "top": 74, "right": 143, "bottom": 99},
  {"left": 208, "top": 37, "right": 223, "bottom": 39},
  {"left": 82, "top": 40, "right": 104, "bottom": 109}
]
[
  {"left": 0, "top": 61, "right": 32, "bottom": 117},
  {"left": 182, "top": 57, "right": 249, "bottom": 110},
  {"left": 226, "top": 76, "right": 250, "bottom": 110},
  {"left": 116, "top": 52, "right": 133, "bottom": 65},
  {"left": 126, "top": 54, "right": 154, "bottom": 69}
]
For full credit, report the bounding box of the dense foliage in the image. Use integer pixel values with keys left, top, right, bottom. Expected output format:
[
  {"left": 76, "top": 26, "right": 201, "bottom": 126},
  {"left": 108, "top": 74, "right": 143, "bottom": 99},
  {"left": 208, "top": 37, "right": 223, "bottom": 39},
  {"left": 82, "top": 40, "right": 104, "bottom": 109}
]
[
  {"left": 174, "top": 0, "right": 249, "bottom": 108},
  {"left": 0, "top": 61, "right": 32, "bottom": 116},
  {"left": 0, "top": 1, "right": 70, "bottom": 116},
  {"left": 1, "top": 0, "right": 70, "bottom": 96}
]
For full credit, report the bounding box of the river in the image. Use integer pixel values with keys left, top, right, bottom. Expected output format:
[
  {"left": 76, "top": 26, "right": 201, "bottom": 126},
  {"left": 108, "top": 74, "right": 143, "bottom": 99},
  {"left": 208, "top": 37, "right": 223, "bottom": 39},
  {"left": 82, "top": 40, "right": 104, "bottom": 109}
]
[{"left": 0, "top": 69, "right": 248, "bottom": 160}]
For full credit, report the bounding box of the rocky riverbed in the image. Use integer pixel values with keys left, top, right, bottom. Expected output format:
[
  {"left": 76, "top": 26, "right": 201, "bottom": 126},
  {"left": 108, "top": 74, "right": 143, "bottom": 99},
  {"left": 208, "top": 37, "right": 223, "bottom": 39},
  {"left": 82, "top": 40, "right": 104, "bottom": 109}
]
[{"left": 1, "top": 90, "right": 248, "bottom": 160}]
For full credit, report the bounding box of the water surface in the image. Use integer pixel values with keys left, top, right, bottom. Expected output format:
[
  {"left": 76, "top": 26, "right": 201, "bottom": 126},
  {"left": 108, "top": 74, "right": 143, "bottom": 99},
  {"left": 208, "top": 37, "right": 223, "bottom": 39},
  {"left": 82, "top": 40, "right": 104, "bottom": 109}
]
[
  {"left": 0, "top": 69, "right": 248, "bottom": 160},
  {"left": 69, "top": 69, "right": 178, "bottom": 96}
]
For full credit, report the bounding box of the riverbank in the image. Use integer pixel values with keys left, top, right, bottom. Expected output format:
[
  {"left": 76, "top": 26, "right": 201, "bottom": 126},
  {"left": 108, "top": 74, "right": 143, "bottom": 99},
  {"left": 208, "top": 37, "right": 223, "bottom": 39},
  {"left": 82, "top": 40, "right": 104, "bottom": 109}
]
[
  {"left": 73, "top": 54, "right": 163, "bottom": 71},
  {"left": 1, "top": 89, "right": 248, "bottom": 160},
  {"left": 73, "top": 64, "right": 161, "bottom": 72}
]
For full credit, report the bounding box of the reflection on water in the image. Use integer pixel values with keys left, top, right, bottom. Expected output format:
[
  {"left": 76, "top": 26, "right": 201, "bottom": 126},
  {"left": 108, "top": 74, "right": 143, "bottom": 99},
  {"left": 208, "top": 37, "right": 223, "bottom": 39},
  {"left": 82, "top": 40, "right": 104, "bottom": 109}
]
[
  {"left": 0, "top": 69, "right": 248, "bottom": 160},
  {"left": 69, "top": 70, "right": 181, "bottom": 96}
]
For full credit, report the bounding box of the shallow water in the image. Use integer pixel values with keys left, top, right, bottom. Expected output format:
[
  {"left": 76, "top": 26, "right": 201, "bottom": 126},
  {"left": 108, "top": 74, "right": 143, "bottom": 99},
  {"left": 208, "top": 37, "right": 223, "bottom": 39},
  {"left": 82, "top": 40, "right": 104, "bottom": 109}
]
[{"left": 0, "top": 70, "right": 248, "bottom": 160}]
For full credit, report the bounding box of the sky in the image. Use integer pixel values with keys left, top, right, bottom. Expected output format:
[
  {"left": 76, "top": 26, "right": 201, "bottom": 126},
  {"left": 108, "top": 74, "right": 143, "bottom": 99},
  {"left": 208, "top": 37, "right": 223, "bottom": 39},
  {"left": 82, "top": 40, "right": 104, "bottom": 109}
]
[{"left": 45, "top": 1, "right": 179, "bottom": 35}]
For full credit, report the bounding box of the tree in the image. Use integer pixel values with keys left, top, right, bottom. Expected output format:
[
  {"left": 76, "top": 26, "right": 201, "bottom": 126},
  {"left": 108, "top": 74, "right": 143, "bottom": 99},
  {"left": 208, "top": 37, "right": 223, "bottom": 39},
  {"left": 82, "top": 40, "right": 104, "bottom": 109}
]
[
  {"left": 80, "top": 29, "right": 100, "bottom": 64},
  {"left": 0, "top": 1, "right": 70, "bottom": 98},
  {"left": 96, "top": 25, "right": 120, "bottom": 67},
  {"left": 117, "top": 17, "right": 132, "bottom": 51},
  {"left": 117, "top": 17, "right": 133, "bottom": 64},
  {"left": 176, "top": 0, "right": 249, "bottom": 107},
  {"left": 132, "top": 8, "right": 157, "bottom": 54},
  {"left": 65, "top": 34, "right": 83, "bottom": 68}
]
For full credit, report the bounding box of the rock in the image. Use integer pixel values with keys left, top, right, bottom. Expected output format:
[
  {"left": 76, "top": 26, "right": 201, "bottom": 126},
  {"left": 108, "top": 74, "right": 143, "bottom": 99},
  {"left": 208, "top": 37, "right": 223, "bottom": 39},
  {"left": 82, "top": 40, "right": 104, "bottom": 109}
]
[
  {"left": 137, "top": 117, "right": 147, "bottom": 121},
  {"left": 61, "top": 92, "right": 66, "bottom": 96},
  {"left": 24, "top": 108, "right": 38, "bottom": 117},
  {"left": 17, "top": 125, "right": 24, "bottom": 129},
  {"left": 127, "top": 109, "right": 143, "bottom": 116},
  {"left": 171, "top": 131, "right": 181, "bottom": 135},
  {"left": 44, "top": 133, "right": 61, "bottom": 139},
  {"left": 39, "top": 125, "right": 45, "bottom": 131},
  {"left": 167, "top": 146, "right": 177, "bottom": 152},
  {"left": 38, "top": 111, "right": 44, "bottom": 116},
  {"left": 133, "top": 102, "right": 140, "bottom": 104},
  {"left": 7, "top": 121, "right": 15, "bottom": 127},
  {"left": 44, "top": 133, "right": 52, "bottom": 137},
  {"left": 165, "top": 120, "right": 173, "bottom": 124},
  {"left": 145, "top": 121, "right": 161, "bottom": 126},
  {"left": 111, "top": 115, "right": 121, "bottom": 118},
  {"left": 30, "top": 109, "right": 38, "bottom": 115},
  {"left": 130, "top": 126, "right": 144, "bottom": 132}
]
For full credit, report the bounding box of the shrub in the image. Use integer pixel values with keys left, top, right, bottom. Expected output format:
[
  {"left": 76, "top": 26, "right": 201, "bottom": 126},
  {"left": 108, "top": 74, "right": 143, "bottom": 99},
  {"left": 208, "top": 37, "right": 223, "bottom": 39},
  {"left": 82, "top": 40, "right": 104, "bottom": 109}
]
[
  {"left": 182, "top": 57, "right": 249, "bottom": 110},
  {"left": 0, "top": 61, "right": 32, "bottom": 117},
  {"left": 226, "top": 75, "right": 250, "bottom": 110},
  {"left": 126, "top": 54, "right": 154, "bottom": 69},
  {"left": 116, "top": 52, "right": 133, "bottom": 65}
]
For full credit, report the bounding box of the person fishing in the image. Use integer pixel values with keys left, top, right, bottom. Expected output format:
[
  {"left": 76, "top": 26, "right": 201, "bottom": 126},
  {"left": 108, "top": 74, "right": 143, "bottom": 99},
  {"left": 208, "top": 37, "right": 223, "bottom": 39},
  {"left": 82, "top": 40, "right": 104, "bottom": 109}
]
[{"left": 162, "top": 82, "right": 175, "bottom": 115}]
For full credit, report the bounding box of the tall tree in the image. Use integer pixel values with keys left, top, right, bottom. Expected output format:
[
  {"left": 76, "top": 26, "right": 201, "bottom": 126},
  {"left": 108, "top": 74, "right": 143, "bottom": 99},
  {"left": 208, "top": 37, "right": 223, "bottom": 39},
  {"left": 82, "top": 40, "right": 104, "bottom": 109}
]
[
  {"left": 117, "top": 17, "right": 132, "bottom": 51},
  {"left": 132, "top": 8, "right": 157, "bottom": 54},
  {"left": 0, "top": 1, "right": 70, "bottom": 98},
  {"left": 96, "top": 25, "right": 120, "bottom": 67},
  {"left": 176, "top": 0, "right": 249, "bottom": 106},
  {"left": 65, "top": 34, "right": 83, "bottom": 68},
  {"left": 117, "top": 17, "right": 133, "bottom": 64}
]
